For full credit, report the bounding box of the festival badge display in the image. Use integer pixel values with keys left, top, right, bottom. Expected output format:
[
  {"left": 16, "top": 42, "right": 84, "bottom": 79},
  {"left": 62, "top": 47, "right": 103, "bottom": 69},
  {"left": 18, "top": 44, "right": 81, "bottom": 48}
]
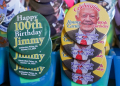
[
  {"left": 9, "top": 54, "right": 51, "bottom": 79},
  {"left": 29, "top": 0, "right": 65, "bottom": 38},
  {"left": 0, "top": 0, "right": 20, "bottom": 32},
  {"left": 64, "top": 2, "right": 110, "bottom": 45},
  {"left": 0, "top": 0, "right": 25, "bottom": 47},
  {"left": 61, "top": 28, "right": 106, "bottom": 60},
  {"left": 62, "top": 56, "right": 106, "bottom": 85},
  {"left": 60, "top": 45, "right": 105, "bottom": 74},
  {"left": 9, "top": 39, "right": 52, "bottom": 68},
  {"left": 49, "top": 7, "right": 65, "bottom": 37},
  {"left": 0, "top": 0, "right": 25, "bottom": 33},
  {"left": 7, "top": 11, "right": 50, "bottom": 54},
  {"left": 43, "top": 7, "right": 65, "bottom": 37},
  {"left": 60, "top": 1, "right": 110, "bottom": 85},
  {"left": 7, "top": 11, "right": 52, "bottom": 79}
]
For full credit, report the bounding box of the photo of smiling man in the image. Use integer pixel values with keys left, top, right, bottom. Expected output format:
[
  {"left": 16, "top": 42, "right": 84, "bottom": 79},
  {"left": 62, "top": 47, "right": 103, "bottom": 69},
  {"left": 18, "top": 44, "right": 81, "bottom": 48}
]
[{"left": 66, "top": 3, "right": 105, "bottom": 45}]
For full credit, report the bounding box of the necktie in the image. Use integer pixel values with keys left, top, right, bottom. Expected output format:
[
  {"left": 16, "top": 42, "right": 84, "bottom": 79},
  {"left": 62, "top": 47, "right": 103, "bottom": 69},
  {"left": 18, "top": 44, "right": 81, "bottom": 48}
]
[
  {"left": 76, "top": 76, "right": 83, "bottom": 84},
  {"left": 80, "top": 36, "right": 87, "bottom": 45},
  {"left": 76, "top": 50, "right": 83, "bottom": 60},
  {"left": 76, "top": 65, "right": 82, "bottom": 74}
]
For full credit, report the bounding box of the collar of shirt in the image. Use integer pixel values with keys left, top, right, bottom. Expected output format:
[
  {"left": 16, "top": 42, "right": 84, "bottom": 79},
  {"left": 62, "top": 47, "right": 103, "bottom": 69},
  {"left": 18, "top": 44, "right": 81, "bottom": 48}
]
[
  {"left": 73, "top": 59, "right": 91, "bottom": 70},
  {"left": 77, "top": 28, "right": 96, "bottom": 44},
  {"left": 78, "top": 28, "right": 96, "bottom": 38},
  {"left": 72, "top": 44, "right": 90, "bottom": 60},
  {"left": 74, "top": 44, "right": 91, "bottom": 52}
]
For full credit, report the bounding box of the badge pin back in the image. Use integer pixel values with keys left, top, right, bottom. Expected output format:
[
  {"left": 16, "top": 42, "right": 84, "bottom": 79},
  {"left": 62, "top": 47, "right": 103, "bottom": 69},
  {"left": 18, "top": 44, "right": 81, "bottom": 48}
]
[
  {"left": 105, "top": 41, "right": 110, "bottom": 55},
  {"left": 0, "top": 0, "right": 20, "bottom": 32},
  {"left": 9, "top": 54, "right": 51, "bottom": 79},
  {"left": 60, "top": 45, "right": 105, "bottom": 73},
  {"left": 62, "top": 56, "right": 107, "bottom": 85},
  {"left": 30, "top": 0, "right": 63, "bottom": 16},
  {"left": 7, "top": 11, "right": 50, "bottom": 55},
  {"left": 0, "top": 0, "right": 7, "bottom": 25},
  {"left": 61, "top": 28, "right": 106, "bottom": 59},
  {"left": 64, "top": 2, "right": 110, "bottom": 45},
  {"left": 9, "top": 38, "right": 52, "bottom": 68}
]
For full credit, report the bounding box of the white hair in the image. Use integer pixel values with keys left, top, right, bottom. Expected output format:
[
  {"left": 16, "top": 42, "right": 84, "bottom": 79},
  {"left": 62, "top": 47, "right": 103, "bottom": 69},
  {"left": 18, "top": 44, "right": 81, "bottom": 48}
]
[{"left": 76, "top": 3, "right": 99, "bottom": 18}]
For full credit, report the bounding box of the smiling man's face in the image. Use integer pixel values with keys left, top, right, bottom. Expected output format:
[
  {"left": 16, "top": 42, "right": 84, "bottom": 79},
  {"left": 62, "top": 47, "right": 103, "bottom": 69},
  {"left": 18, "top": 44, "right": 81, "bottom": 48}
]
[{"left": 75, "top": 8, "right": 99, "bottom": 33}]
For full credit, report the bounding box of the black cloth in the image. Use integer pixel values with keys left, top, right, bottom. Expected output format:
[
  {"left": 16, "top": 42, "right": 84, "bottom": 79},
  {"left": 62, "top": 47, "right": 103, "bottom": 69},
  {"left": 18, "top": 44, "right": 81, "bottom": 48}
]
[
  {"left": 63, "top": 43, "right": 101, "bottom": 60},
  {"left": 66, "top": 28, "right": 105, "bottom": 44}
]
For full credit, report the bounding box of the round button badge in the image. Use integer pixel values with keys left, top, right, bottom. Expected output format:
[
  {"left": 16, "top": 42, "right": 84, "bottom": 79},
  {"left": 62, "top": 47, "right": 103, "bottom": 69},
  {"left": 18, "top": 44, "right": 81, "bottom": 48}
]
[
  {"left": 44, "top": 7, "right": 64, "bottom": 37},
  {"left": 0, "top": 0, "right": 7, "bottom": 25},
  {"left": 60, "top": 45, "right": 105, "bottom": 74},
  {"left": 9, "top": 38, "right": 52, "bottom": 68},
  {"left": 61, "top": 28, "right": 106, "bottom": 60},
  {"left": 64, "top": 2, "right": 110, "bottom": 45},
  {"left": 7, "top": 11, "right": 50, "bottom": 54},
  {"left": 30, "top": 0, "right": 63, "bottom": 16},
  {"left": 62, "top": 56, "right": 106, "bottom": 85},
  {"left": 0, "top": 0, "right": 20, "bottom": 32},
  {"left": 9, "top": 54, "right": 51, "bottom": 79}
]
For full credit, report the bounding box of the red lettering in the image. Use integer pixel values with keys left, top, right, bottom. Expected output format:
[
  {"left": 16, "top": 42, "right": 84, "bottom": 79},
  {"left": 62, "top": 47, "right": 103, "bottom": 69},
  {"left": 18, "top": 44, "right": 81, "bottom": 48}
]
[{"left": 74, "top": 6, "right": 77, "bottom": 12}]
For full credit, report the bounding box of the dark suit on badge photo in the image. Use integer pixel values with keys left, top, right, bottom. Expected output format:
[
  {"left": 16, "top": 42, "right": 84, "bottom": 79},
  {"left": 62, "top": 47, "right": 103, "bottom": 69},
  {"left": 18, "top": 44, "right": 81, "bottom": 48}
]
[
  {"left": 63, "top": 43, "right": 102, "bottom": 60},
  {"left": 67, "top": 3, "right": 105, "bottom": 45},
  {"left": 67, "top": 28, "right": 104, "bottom": 45},
  {"left": 64, "top": 70, "right": 101, "bottom": 84},
  {"left": 63, "top": 59, "right": 100, "bottom": 74}
]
